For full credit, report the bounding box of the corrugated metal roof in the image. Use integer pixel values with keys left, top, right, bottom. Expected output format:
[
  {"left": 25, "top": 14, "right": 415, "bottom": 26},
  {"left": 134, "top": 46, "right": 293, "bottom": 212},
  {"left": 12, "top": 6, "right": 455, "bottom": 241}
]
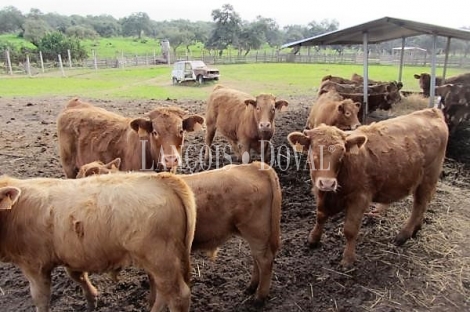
[{"left": 281, "top": 16, "right": 470, "bottom": 48}]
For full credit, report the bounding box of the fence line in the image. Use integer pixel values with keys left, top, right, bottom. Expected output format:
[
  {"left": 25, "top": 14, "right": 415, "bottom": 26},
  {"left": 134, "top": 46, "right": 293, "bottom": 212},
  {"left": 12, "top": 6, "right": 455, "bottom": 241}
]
[{"left": 2, "top": 49, "right": 470, "bottom": 76}]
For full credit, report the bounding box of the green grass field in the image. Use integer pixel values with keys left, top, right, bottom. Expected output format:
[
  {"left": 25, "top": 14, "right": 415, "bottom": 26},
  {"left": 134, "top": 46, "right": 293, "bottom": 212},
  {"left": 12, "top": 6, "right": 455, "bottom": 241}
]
[{"left": 0, "top": 63, "right": 467, "bottom": 100}]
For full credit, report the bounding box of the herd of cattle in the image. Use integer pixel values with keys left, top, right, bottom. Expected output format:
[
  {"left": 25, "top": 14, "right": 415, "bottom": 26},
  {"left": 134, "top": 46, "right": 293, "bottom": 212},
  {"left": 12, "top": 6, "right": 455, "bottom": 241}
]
[{"left": 0, "top": 72, "right": 467, "bottom": 311}]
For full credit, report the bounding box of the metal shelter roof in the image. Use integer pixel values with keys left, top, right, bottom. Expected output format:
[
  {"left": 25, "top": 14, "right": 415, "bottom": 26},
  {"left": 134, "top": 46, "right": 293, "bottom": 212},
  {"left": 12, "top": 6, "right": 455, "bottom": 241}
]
[{"left": 281, "top": 16, "right": 470, "bottom": 48}]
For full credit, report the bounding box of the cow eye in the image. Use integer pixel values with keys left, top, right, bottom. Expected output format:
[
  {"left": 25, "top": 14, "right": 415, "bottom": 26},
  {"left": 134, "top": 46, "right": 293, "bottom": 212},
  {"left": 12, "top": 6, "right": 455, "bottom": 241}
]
[
  {"left": 152, "top": 130, "right": 158, "bottom": 136},
  {"left": 179, "top": 129, "right": 184, "bottom": 136},
  {"left": 272, "top": 107, "right": 276, "bottom": 112},
  {"left": 256, "top": 106, "right": 261, "bottom": 111},
  {"left": 345, "top": 111, "right": 351, "bottom": 117}
]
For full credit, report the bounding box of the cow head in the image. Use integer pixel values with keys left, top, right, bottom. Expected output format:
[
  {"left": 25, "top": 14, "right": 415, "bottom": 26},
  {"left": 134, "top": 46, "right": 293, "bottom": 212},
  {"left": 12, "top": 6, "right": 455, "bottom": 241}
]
[
  {"left": 381, "top": 81, "right": 403, "bottom": 109},
  {"left": 335, "top": 99, "right": 362, "bottom": 130},
  {"left": 414, "top": 73, "right": 443, "bottom": 96},
  {"left": 245, "top": 94, "right": 288, "bottom": 140},
  {"left": 76, "top": 158, "right": 121, "bottom": 178},
  {"left": 443, "top": 84, "right": 470, "bottom": 106},
  {"left": 0, "top": 186, "right": 21, "bottom": 210},
  {"left": 130, "top": 107, "right": 205, "bottom": 171},
  {"left": 287, "top": 125, "right": 367, "bottom": 192}
]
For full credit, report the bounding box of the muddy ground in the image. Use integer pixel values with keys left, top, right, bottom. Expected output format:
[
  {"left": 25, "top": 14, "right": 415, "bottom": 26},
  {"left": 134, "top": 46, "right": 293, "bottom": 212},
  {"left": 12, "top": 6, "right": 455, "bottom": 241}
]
[{"left": 0, "top": 95, "right": 469, "bottom": 312}]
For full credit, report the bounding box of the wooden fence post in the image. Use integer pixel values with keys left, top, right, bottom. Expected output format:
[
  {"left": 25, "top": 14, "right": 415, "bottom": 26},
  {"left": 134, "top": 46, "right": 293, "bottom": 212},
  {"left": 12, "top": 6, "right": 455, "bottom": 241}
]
[
  {"left": 58, "top": 54, "right": 65, "bottom": 77},
  {"left": 93, "top": 50, "right": 98, "bottom": 70},
  {"left": 6, "top": 50, "right": 13, "bottom": 75},
  {"left": 39, "top": 51, "right": 45, "bottom": 73},
  {"left": 67, "top": 49, "right": 72, "bottom": 68},
  {"left": 26, "top": 54, "right": 31, "bottom": 77}
]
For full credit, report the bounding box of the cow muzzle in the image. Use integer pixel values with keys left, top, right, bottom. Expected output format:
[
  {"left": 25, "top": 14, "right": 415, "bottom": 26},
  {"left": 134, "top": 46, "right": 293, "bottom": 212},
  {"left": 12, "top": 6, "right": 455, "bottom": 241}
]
[
  {"left": 161, "top": 154, "right": 180, "bottom": 170},
  {"left": 315, "top": 178, "right": 338, "bottom": 192}
]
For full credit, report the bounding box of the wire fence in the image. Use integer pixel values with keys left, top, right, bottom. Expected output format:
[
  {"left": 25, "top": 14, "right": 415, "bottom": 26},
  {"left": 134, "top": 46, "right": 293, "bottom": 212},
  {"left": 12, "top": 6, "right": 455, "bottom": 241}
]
[{"left": 2, "top": 48, "right": 470, "bottom": 77}]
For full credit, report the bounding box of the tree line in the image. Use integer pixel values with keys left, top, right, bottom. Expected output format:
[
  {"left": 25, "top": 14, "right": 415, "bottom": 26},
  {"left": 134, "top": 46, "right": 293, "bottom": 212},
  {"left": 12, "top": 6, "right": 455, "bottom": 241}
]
[{"left": 1, "top": 3, "right": 469, "bottom": 64}]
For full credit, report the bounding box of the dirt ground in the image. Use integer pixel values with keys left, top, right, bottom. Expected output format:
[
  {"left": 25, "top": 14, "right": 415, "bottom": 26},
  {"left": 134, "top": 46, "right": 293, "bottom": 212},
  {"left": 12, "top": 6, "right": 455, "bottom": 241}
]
[{"left": 0, "top": 95, "right": 469, "bottom": 312}]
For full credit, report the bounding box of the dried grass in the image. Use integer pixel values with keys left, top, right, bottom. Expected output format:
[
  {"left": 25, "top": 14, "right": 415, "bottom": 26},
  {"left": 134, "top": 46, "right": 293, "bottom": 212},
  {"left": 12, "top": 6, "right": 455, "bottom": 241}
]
[{"left": 359, "top": 181, "right": 470, "bottom": 311}]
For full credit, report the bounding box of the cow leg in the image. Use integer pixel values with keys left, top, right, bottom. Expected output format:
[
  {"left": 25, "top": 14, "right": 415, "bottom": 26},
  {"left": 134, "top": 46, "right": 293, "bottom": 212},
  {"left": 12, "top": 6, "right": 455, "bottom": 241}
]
[
  {"left": 248, "top": 248, "right": 275, "bottom": 305},
  {"left": 238, "top": 141, "right": 251, "bottom": 163},
  {"left": 308, "top": 209, "right": 328, "bottom": 248},
  {"left": 22, "top": 267, "right": 52, "bottom": 312},
  {"left": 395, "top": 181, "right": 435, "bottom": 245},
  {"left": 341, "top": 198, "right": 369, "bottom": 267},
  {"left": 204, "top": 125, "right": 217, "bottom": 162},
  {"left": 140, "top": 255, "right": 190, "bottom": 312},
  {"left": 65, "top": 268, "right": 98, "bottom": 311}
]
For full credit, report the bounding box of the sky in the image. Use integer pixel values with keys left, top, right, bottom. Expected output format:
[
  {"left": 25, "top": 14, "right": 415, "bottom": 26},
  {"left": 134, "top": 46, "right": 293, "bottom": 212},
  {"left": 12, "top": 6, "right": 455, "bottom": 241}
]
[{"left": 2, "top": 0, "right": 470, "bottom": 30}]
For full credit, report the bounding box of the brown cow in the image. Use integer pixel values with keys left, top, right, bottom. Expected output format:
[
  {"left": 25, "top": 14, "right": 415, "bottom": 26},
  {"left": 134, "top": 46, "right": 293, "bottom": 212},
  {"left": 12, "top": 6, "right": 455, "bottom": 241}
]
[
  {"left": 414, "top": 72, "right": 470, "bottom": 96},
  {"left": 57, "top": 98, "right": 205, "bottom": 177},
  {"left": 321, "top": 75, "right": 357, "bottom": 84},
  {"left": 305, "top": 90, "right": 361, "bottom": 130},
  {"left": 0, "top": 171, "right": 197, "bottom": 312},
  {"left": 444, "top": 102, "right": 470, "bottom": 136},
  {"left": 319, "top": 80, "right": 402, "bottom": 97},
  {"left": 77, "top": 160, "right": 282, "bottom": 305},
  {"left": 204, "top": 85, "right": 288, "bottom": 163},
  {"left": 75, "top": 158, "right": 121, "bottom": 178},
  {"left": 287, "top": 108, "right": 448, "bottom": 267},
  {"left": 351, "top": 73, "right": 381, "bottom": 84}
]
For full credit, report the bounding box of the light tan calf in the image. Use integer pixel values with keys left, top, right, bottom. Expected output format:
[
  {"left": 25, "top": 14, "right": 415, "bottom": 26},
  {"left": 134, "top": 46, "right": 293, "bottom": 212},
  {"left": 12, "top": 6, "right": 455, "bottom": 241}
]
[
  {"left": 288, "top": 108, "right": 448, "bottom": 267},
  {"left": 305, "top": 90, "right": 361, "bottom": 130},
  {"left": 77, "top": 160, "right": 282, "bottom": 304},
  {"left": 204, "top": 85, "right": 288, "bottom": 163},
  {"left": 57, "top": 98, "right": 205, "bottom": 177},
  {"left": 0, "top": 172, "right": 197, "bottom": 312}
]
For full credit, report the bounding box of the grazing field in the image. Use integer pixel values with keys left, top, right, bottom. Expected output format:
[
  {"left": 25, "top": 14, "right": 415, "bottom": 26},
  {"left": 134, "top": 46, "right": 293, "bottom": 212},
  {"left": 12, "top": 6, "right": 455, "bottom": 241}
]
[
  {"left": 0, "top": 64, "right": 469, "bottom": 311},
  {"left": 1, "top": 63, "right": 467, "bottom": 100}
]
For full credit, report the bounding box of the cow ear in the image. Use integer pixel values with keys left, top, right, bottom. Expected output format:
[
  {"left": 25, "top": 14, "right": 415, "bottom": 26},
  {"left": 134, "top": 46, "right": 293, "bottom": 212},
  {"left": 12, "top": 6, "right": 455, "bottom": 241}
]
[
  {"left": 183, "top": 115, "right": 205, "bottom": 132},
  {"left": 287, "top": 131, "right": 310, "bottom": 153},
  {"left": 245, "top": 99, "right": 257, "bottom": 107},
  {"left": 275, "top": 100, "right": 289, "bottom": 111},
  {"left": 414, "top": 74, "right": 421, "bottom": 79},
  {"left": 130, "top": 118, "right": 153, "bottom": 138},
  {"left": 345, "top": 134, "right": 367, "bottom": 154},
  {"left": 0, "top": 187, "right": 21, "bottom": 210},
  {"left": 397, "top": 82, "right": 403, "bottom": 90},
  {"left": 106, "top": 158, "right": 121, "bottom": 170},
  {"left": 84, "top": 167, "right": 100, "bottom": 177},
  {"left": 338, "top": 102, "right": 345, "bottom": 113}
]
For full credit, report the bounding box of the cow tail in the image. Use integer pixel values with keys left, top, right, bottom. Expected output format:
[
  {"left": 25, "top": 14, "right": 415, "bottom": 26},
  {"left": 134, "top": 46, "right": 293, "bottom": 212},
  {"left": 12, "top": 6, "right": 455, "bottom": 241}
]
[
  {"left": 183, "top": 188, "right": 197, "bottom": 284},
  {"left": 256, "top": 162, "right": 282, "bottom": 255},
  {"left": 169, "top": 173, "right": 197, "bottom": 284}
]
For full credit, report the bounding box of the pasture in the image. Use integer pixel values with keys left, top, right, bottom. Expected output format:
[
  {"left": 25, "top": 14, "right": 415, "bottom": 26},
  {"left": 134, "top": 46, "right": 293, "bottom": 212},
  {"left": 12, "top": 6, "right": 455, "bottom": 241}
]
[{"left": 0, "top": 63, "right": 469, "bottom": 311}]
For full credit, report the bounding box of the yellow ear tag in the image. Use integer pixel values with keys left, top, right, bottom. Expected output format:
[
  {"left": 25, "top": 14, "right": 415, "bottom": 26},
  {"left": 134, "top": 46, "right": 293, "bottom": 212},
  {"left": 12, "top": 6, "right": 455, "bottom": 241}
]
[
  {"left": 137, "top": 127, "right": 148, "bottom": 138},
  {"left": 293, "top": 142, "right": 304, "bottom": 153},
  {"left": 0, "top": 196, "right": 13, "bottom": 210}
]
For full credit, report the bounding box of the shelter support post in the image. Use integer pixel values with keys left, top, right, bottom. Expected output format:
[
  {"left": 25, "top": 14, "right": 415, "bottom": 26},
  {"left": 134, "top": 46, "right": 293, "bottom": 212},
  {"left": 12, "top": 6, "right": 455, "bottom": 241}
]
[
  {"left": 398, "top": 37, "right": 406, "bottom": 82},
  {"left": 362, "top": 31, "right": 369, "bottom": 123},
  {"left": 429, "top": 34, "right": 438, "bottom": 108},
  {"left": 442, "top": 37, "right": 451, "bottom": 80}
]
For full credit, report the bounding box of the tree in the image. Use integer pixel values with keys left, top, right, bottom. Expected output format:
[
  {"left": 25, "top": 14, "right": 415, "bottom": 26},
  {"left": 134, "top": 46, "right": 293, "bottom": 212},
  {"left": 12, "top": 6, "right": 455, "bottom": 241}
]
[
  {"left": 0, "top": 6, "right": 25, "bottom": 34},
  {"left": 65, "top": 25, "right": 98, "bottom": 39},
  {"left": 23, "top": 18, "right": 52, "bottom": 46},
  {"left": 206, "top": 4, "right": 242, "bottom": 56},
  {"left": 120, "top": 12, "right": 151, "bottom": 38},
  {"left": 43, "top": 12, "right": 72, "bottom": 33},
  {"left": 307, "top": 19, "right": 339, "bottom": 36},
  {"left": 237, "top": 21, "right": 266, "bottom": 56},
  {"left": 254, "top": 16, "right": 282, "bottom": 48},
  {"left": 37, "top": 32, "right": 88, "bottom": 61},
  {"left": 87, "top": 15, "right": 121, "bottom": 37}
]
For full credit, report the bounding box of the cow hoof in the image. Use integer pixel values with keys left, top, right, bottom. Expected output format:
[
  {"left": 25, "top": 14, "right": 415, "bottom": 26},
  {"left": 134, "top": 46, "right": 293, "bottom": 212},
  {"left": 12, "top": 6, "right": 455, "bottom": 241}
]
[
  {"left": 307, "top": 240, "right": 321, "bottom": 249},
  {"left": 244, "top": 284, "right": 257, "bottom": 295},
  {"left": 339, "top": 258, "right": 355, "bottom": 269},
  {"left": 394, "top": 234, "right": 410, "bottom": 246},
  {"left": 252, "top": 297, "right": 266, "bottom": 308}
]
